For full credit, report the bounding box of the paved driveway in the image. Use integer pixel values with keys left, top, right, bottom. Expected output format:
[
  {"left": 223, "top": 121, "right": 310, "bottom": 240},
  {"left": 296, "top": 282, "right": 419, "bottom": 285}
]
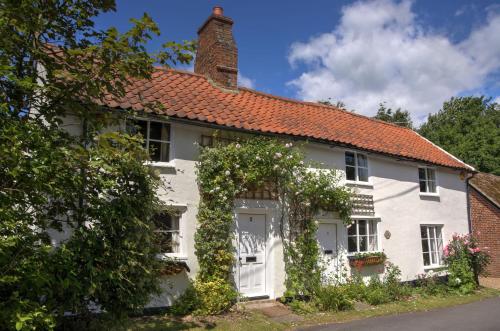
[{"left": 298, "top": 297, "right": 500, "bottom": 331}]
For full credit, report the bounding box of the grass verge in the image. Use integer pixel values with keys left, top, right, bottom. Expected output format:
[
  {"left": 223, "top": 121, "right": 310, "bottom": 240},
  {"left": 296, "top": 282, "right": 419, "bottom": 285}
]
[{"left": 108, "top": 287, "right": 499, "bottom": 331}]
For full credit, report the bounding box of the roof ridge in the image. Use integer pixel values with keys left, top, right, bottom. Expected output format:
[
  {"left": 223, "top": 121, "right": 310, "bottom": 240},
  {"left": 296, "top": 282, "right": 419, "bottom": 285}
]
[{"left": 154, "top": 66, "right": 206, "bottom": 78}]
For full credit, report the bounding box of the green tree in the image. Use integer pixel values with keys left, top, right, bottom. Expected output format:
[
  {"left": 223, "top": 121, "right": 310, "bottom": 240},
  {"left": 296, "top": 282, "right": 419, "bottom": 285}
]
[
  {"left": 0, "top": 0, "right": 194, "bottom": 329},
  {"left": 373, "top": 102, "right": 414, "bottom": 129},
  {"left": 419, "top": 97, "right": 500, "bottom": 175}
]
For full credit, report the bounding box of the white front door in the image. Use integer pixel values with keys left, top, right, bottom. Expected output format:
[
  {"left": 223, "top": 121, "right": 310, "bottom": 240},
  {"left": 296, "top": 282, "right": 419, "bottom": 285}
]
[
  {"left": 316, "top": 223, "right": 338, "bottom": 279},
  {"left": 236, "top": 213, "right": 266, "bottom": 298}
]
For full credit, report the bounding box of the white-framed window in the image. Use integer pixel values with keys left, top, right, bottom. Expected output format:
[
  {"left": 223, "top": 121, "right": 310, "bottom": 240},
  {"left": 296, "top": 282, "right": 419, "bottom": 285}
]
[
  {"left": 418, "top": 167, "right": 437, "bottom": 193},
  {"left": 348, "top": 219, "right": 378, "bottom": 253},
  {"left": 420, "top": 225, "right": 444, "bottom": 267},
  {"left": 127, "top": 119, "right": 171, "bottom": 162},
  {"left": 153, "top": 213, "right": 180, "bottom": 254},
  {"left": 345, "top": 151, "right": 369, "bottom": 182}
]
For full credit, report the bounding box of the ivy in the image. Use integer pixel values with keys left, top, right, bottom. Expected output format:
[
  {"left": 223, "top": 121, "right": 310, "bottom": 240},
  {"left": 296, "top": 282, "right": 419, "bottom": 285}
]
[{"left": 193, "top": 138, "right": 353, "bottom": 312}]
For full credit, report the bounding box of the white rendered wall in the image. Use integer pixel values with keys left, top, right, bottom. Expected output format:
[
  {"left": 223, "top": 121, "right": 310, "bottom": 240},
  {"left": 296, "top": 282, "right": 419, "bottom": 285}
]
[{"left": 56, "top": 119, "right": 470, "bottom": 305}]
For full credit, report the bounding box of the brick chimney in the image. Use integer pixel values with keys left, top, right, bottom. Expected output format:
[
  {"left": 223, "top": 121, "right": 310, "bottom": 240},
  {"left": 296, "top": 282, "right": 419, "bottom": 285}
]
[{"left": 194, "top": 6, "right": 238, "bottom": 89}]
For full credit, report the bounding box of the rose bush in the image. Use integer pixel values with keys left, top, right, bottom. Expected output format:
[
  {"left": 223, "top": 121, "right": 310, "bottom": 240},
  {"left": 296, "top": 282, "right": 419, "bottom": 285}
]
[{"left": 443, "top": 233, "right": 491, "bottom": 293}]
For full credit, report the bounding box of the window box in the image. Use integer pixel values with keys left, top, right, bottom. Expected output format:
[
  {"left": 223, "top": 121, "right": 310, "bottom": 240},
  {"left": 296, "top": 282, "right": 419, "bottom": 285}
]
[
  {"left": 348, "top": 252, "right": 387, "bottom": 267},
  {"left": 159, "top": 259, "right": 190, "bottom": 276}
]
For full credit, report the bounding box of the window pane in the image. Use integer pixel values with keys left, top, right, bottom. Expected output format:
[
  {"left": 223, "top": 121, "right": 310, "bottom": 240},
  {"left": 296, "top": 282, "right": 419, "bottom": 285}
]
[
  {"left": 149, "top": 141, "right": 161, "bottom": 162},
  {"left": 430, "top": 236, "right": 437, "bottom": 253},
  {"left": 357, "top": 154, "right": 368, "bottom": 168},
  {"left": 346, "top": 166, "right": 356, "bottom": 181},
  {"left": 427, "top": 169, "right": 436, "bottom": 181},
  {"left": 419, "top": 180, "right": 427, "bottom": 192},
  {"left": 423, "top": 252, "right": 430, "bottom": 266},
  {"left": 156, "top": 231, "right": 173, "bottom": 253},
  {"left": 149, "top": 142, "right": 170, "bottom": 162},
  {"left": 348, "top": 236, "right": 357, "bottom": 253},
  {"left": 359, "top": 236, "right": 367, "bottom": 252},
  {"left": 430, "top": 250, "right": 437, "bottom": 265},
  {"left": 427, "top": 180, "right": 436, "bottom": 193},
  {"left": 420, "top": 226, "right": 428, "bottom": 239},
  {"left": 358, "top": 220, "right": 367, "bottom": 235},
  {"left": 345, "top": 152, "right": 355, "bottom": 166},
  {"left": 358, "top": 168, "right": 368, "bottom": 182},
  {"left": 149, "top": 121, "right": 163, "bottom": 140},
  {"left": 369, "top": 235, "right": 377, "bottom": 251},
  {"left": 421, "top": 239, "right": 429, "bottom": 253},
  {"left": 347, "top": 223, "right": 357, "bottom": 236},
  {"left": 418, "top": 168, "right": 426, "bottom": 181},
  {"left": 369, "top": 221, "right": 377, "bottom": 235}
]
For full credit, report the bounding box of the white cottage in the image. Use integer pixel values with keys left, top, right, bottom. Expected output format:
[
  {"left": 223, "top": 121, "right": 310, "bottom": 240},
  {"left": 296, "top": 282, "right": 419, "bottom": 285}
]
[{"left": 77, "top": 7, "right": 473, "bottom": 306}]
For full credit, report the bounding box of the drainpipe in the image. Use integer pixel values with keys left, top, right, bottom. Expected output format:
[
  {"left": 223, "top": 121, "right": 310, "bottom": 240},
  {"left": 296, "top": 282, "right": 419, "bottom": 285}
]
[{"left": 465, "top": 172, "right": 474, "bottom": 234}]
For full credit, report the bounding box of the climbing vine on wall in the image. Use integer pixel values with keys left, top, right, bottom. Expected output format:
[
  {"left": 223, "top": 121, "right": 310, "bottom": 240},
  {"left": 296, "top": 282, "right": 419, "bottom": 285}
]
[{"left": 194, "top": 137, "right": 352, "bottom": 313}]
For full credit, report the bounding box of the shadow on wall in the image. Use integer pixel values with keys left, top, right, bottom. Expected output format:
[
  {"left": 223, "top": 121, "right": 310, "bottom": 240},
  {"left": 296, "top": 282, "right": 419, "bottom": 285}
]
[{"left": 146, "top": 271, "right": 191, "bottom": 308}]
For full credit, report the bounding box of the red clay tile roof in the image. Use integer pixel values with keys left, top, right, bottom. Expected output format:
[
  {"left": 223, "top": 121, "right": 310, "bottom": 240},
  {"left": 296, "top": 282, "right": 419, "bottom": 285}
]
[
  {"left": 102, "top": 68, "right": 472, "bottom": 170},
  {"left": 470, "top": 173, "right": 500, "bottom": 207}
]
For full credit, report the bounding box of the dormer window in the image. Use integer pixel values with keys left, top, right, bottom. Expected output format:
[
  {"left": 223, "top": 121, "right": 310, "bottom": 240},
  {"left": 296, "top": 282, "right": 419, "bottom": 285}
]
[
  {"left": 345, "top": 151, "right": 369, "bottom": 182},
  {"left": 419, "top": 167, "right": 437, "bottom": 193}
]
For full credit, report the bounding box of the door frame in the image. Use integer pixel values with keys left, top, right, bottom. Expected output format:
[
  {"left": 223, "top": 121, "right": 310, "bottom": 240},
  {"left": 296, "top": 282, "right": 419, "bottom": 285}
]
[{"left": 234, "top": 207, "right": 272, "bottom": 299}]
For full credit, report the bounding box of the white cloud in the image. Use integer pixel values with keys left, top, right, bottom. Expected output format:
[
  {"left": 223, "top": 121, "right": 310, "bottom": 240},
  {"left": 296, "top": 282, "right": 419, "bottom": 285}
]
[
  {"left": 494, "top": 96, "right": 500, "bottom": 104},
  {"left": 238, "top": 73, "right": 256, "bottom": 89},
  {"left": 287, "top": 0, "right": 500, "bottom": 123}
]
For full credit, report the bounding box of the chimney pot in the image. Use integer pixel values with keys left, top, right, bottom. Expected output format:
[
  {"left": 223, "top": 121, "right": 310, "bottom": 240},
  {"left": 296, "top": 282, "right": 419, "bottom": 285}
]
[{"left": 212, "top": 6, "right": 223, "bottom": 16}]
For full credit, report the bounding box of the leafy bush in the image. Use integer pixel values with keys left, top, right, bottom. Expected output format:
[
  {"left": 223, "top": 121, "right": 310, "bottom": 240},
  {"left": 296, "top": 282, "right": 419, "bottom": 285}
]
[
  {"left": 415, "top": 273, "right": 449, "bottom": 296},
  {"left": 383, "top": 263, "right": 412, "bottom": 299},
  {"left": 444, "top": 233, "right": 491, "bottom": 294},
  {"left": 313, "top": 285, "right": 353, "bottom": 312},
  {"left": 170, "top": 282, "right": 200, "bottom": 316},
  {"left": 193, "top": 279, "right": 238, "bottom": 315},
  {"left": 170, "top": 279, "right": 237, "bottom": 316},
  {"left": 288, "top": 300, "right": 318, "bottom": 314},
  {"left": 364, "top": 276, "right": 392, "bottom": 305}
]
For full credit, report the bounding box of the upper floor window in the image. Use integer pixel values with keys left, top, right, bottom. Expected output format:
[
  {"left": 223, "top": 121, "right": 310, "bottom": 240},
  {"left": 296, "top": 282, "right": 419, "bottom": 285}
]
[
  {"left": 420, "top": 225, "right": 443, "bottom": 267},
  {"left": 345, "top": 151, "right": 369, "bottom": 182},
  {"left": 127, "top": 119, "right": 171, "bottom": 162},
  {"left": 418, "top": 167, "right": 436, "bottom": 193},
  {"left": 153, "top": 213, "right": 180, "bottom": 254},
  {"left": 348, "top": 219, "right": 378, "bottom": 253}
]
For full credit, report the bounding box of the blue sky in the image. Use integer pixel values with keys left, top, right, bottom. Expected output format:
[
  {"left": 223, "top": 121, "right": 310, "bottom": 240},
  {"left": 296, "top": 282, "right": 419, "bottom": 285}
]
[{"left": 94, "top": 0, "right": 500, "bottom": 123}]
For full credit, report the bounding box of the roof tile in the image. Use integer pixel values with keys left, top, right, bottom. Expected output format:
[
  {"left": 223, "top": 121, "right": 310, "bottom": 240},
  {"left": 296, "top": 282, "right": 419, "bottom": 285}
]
[{"left": 100, "top": 69, "right": 471, "bottom": 170}]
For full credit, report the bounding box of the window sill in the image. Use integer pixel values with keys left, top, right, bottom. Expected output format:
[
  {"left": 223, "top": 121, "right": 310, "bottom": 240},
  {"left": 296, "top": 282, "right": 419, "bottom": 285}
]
[
  {"left": 419, "top": 192, "right": 440, "bottom": 198},
  {"left": 346, "top": 250, "right": 381, "bottom": 257},
  {"left": 146, "top": 161, "right": 176, "bottom": 169},
  {"left": 158, "top": 253, "right": 188, "bottom": 261},
  {"left": 423, "top": 265, "right": 445, "bottom": 271},
  {"left": 345, "top": 181, "right": 374, "bottom": 189}
]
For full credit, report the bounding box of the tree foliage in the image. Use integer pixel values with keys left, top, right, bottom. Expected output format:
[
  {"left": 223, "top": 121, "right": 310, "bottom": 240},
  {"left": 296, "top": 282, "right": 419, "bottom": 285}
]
[
  {"left": 0, "top": 0, "right": 194, "bottom": 329},
  {"left": 373, "top": 102, "right": 414, "bottom": 129},
  {"left": 419, "top": 97, "right": 499, "bottom": 175}
]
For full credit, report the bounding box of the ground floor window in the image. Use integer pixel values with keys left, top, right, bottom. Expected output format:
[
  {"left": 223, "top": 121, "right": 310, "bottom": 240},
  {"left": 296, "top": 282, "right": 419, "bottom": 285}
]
[
  {"left": 348, "top": 219, "right": 378, "bottom": 253},
  {"left": 420, "top": 225, "right": 444, "bottom": 267},
  {"left": 153, "top": 213, "right": 180, "bottom": 254}
]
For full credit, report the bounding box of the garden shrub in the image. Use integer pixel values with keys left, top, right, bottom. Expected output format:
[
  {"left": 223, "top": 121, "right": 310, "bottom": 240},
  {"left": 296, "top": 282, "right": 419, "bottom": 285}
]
[
  {"left": 444, "top": 233, "right": 491, "bottom": 294},
  {"left": 383, "top": 263, "right": 412, "bottom": 299},
  {"left": 288, "top": 300, "right": 318, "bottom": 314},
  {"left": 313, "top": 285, "right": 354, "bottom": 312},
  {"left": 170, "top": 282, "right": 200, "bottom": 316},
  {"left": 193, "top": 279, "right": 238, "bottom": 315},
  {"left": 415, "top": 273, "right": 449, "bottom": 296},
  {"left": 364, "top": 276, "right": 392, "bottom": 305}
]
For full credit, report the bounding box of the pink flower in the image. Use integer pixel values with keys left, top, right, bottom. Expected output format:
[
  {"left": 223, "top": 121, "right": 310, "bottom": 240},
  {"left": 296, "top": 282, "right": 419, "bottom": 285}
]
[
  {"left": 443, "top": 245, "right": 450, "bottom": 257},
  {"left": 473, "top": 247, "right": 481, "bottom": 253}
]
